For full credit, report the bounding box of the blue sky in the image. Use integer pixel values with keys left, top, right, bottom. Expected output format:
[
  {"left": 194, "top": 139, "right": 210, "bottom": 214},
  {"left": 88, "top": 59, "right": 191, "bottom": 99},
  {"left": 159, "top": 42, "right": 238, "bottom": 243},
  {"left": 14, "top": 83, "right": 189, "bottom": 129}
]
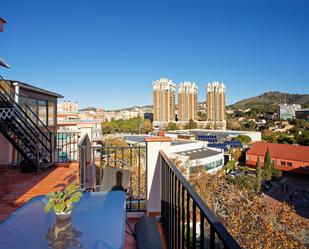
[{"left": 1, "top": 0, "right": 308, "bottom": 109}]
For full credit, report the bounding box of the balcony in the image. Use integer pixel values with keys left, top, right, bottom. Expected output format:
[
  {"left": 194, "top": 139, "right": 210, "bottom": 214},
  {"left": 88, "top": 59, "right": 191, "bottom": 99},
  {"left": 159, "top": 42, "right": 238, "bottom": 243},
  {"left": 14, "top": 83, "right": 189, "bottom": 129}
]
[{"left": 0, "top": 134, "right": 241, "bottom": 249}]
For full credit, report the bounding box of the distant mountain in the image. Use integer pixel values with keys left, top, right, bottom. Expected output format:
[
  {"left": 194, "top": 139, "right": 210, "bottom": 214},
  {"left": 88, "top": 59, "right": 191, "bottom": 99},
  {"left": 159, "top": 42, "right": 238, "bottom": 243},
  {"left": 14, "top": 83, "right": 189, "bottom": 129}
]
[
  {"left": 229, "top": 91, "right": 309, "bottom": 110},
  {"left": 78, "top": 91, "right": 309, "bottom": 112},
  {"left": 110, "top": 105, "right": 153, "bottom": 112},
  {"left": 79, "top": 107, "right": 97, "bottom": 112}
]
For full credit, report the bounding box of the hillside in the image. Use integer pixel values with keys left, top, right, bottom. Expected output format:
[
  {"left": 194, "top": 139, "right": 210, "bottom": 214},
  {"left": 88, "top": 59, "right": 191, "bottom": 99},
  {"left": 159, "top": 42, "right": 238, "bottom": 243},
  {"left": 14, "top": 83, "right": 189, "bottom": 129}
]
[
  {"left": 78, "top": 91, "right": 309, "bottom": 112},
  {"left": 230, "top": 91, "right": 309, "bottom": 110},
  {"left": 79, "top": 107, "right": 97, "bottom": 112}
]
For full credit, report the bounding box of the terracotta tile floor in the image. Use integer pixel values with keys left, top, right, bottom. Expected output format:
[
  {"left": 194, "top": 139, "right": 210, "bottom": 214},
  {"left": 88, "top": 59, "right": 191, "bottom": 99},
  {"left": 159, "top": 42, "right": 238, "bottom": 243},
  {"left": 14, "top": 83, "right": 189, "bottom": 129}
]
[
  {"left": 0, "top": 164, "right": 138, "bottom": 248},
  {"left": 0, "top": 163, "right": 79, "bottom": 222}
]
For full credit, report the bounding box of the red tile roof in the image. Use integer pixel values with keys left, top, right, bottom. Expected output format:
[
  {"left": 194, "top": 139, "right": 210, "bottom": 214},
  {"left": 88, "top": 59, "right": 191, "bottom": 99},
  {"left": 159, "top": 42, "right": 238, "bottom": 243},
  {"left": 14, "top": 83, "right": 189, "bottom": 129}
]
[{"left": 247, "top": 142, "right": 309, "bottom": 163}]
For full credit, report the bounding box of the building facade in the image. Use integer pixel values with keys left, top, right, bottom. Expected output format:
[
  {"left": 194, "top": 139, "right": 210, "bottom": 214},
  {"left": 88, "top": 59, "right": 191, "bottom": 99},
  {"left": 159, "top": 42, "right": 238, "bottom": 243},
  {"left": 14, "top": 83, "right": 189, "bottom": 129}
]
[
  {"left": 178, "top": 81, "right": 198, "bottom": 122},
  {"left": 277, "top": 104, "right": 301, "bottom": 120},
  {"left": 153, "top": 78, "right": 176, "bottom": 126},
  {"left": 0, "top": 80, "right": 62, "bottom": 165},
  {"left": 246, "top": 142, "right": 309, "bottom": 175},
  {"left": 295, "top": 109, "right": 309, "bottom": 121},
  {"left": 169, "top": 140, "right": 224, "bottom": 174},
  {"left": 206, "top": 81, "right": 226, "bottom": 129},
  {"left": 60, "top": 100, "right": 78, "bottom": 113}
]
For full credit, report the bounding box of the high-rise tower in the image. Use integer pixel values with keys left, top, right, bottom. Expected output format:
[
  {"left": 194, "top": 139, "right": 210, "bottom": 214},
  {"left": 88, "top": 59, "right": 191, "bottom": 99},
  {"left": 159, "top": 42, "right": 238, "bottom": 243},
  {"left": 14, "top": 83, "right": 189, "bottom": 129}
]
[
  {"left": 206, "top": 81, "right": 226, "bottom": 127},
  {"left": 178, "top": 81, "right": 198, "bottom": 122},
  {"left": 153, "top": 78, "right": 176, "bottom": 124}
]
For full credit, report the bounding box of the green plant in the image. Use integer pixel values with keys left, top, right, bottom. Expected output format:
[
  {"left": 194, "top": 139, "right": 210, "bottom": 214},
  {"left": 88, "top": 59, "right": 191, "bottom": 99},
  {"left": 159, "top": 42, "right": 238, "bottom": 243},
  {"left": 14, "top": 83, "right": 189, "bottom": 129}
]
[
  {"left": 45, "top": 184, "right": 83, "bottom": 214},
  {"left": 255, "top": 157, "right": 262, "bottom": 192},
  {"left": 263, "top": 149, "right": 272, "bottom": 181},
  {"left": 271, "top": 161, "right": 282, "bottom": 178},
  {"left": 233, "top": 134, "right": 252, "bottom": 145}
]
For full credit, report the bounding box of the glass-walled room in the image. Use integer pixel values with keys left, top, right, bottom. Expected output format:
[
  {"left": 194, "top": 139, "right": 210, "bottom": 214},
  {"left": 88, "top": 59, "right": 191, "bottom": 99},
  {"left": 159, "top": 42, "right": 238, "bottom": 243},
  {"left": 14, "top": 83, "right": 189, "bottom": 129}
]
[{"left": 18, "top": 96, "right": 56, "bottom": 128}]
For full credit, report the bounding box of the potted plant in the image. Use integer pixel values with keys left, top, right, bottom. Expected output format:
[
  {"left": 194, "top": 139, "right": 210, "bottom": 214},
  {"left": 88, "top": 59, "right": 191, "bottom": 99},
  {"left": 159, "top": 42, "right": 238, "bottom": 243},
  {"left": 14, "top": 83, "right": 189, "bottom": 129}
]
[{"left": 44, "top": 183, "right": 83, "bottom": 220}]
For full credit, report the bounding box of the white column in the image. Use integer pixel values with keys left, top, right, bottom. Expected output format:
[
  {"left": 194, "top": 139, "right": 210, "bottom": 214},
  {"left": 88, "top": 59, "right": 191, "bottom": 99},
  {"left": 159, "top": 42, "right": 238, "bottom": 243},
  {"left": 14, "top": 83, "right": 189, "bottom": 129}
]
[
  {"left": 13, "top": 82, "right": 19, "bottom": 103},
  {"left": 145, "top": 137, "right": 171, "bottom": 216}
]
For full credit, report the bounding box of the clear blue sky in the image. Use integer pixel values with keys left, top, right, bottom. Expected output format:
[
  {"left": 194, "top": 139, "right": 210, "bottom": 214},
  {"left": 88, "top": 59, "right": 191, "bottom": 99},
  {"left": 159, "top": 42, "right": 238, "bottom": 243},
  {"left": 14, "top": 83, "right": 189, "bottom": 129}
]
[{"left": 1, "top": 0, "right": 308, "bottom": 109}]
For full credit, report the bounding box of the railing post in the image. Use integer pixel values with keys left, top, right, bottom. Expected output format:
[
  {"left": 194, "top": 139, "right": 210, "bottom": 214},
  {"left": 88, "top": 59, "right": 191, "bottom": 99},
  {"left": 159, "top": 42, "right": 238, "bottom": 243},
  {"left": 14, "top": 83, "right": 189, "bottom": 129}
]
[
  {"left": 78, "top": 134, "right": 95, "bottom": 190},
  {"left": 145, "top": 137, "right": 171, "bottom": 217}
]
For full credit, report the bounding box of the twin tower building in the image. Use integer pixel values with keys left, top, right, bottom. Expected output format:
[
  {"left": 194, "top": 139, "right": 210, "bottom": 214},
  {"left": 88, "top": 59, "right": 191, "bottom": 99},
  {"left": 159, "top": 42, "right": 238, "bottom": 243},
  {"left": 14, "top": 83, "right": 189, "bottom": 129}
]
[{"left": 153, "top": 78, "right": 226, "bottom": 129}]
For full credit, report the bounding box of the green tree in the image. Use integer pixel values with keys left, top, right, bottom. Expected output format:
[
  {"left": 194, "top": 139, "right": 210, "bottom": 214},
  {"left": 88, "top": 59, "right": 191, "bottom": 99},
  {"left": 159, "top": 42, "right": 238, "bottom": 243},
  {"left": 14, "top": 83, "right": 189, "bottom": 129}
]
[
  {"left": 245, "top": 120, "right": 256, "bottom": 130},
  {"left": 277, "top": 134, "right": 295, "bottom": 144},
  {"left": 262, "top": 131, "right": 277, "bottom": 143},
  {"left": 233, "top": 135, "right": 252, "bottom": 145},
  {"left": 166, "top": 122, "right": 178, "bottom": 131},
  {"left": 263, "top": 149, "right": 272, "bottom": 181},
  {"left": 223, "top": 160, "right": 236, "bottom": 174},
  {"left": 271, "top": 160, "right": 282, "bottom": 178},
  {"left": 255, "top": 157, "right": 262, "bottom": 192},
  {"left": 296, "top": 130, "right": 309, "bottom": 146},
  {"left": 186, "top": 119, "right": 197, "bottom": 129}
]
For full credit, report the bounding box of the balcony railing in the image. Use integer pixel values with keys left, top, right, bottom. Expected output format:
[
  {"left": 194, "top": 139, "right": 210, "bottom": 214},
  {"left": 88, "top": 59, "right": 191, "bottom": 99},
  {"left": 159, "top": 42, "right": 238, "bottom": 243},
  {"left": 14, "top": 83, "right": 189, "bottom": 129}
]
[
  {"left": 160, "top": 151, "right": 242, "bottom": 249},
  {"left": 78, "top": 136, "right": 146, "bottom": 212},
  {"left": 54, "top": 131, "right": 80, "bottom": 163}
]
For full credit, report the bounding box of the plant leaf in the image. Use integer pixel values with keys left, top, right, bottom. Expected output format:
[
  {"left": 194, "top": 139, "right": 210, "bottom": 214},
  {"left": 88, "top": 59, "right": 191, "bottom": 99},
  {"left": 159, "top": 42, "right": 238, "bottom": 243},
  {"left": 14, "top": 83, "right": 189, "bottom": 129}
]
[{"left": 54, "top": 203, "right": 65, "bottom": 213}]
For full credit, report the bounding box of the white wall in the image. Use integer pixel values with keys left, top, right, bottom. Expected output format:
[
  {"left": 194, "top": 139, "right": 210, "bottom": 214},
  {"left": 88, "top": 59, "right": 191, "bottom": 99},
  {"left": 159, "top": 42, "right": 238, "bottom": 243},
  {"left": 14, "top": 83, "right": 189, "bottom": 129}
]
[
  {"left": 146, "top": 138, "right": 171, "bottom": 216},
  {"left": 0, "top": 134, "right": 12, "bottom": 165},
  {"left": 169, "top": 141, "right": 207, "bottom": 153},
  {"left": 170, "top": 146, "right": 224, "bottom": 175}
]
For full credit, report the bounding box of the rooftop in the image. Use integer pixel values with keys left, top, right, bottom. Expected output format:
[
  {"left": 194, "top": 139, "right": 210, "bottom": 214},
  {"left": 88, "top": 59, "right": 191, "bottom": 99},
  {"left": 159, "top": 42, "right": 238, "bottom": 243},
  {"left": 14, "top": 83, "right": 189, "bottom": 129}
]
[
  {"left": 174, "top": 147, "right": 221, "bottom": 160},
  {"left": 3, "top": 79, "right": 63, "bottom": 98},
  {"left": 247, "top": 142, "right": 309, "bottom": 163}
]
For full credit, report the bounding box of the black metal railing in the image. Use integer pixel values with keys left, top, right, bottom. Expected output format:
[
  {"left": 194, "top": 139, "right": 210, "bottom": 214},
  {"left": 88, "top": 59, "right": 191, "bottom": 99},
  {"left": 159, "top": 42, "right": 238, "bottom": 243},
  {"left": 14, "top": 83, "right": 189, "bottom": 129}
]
[
  {"left": 78, "top": 137, "right": 146, "bottom": 212},
  {"left": 160, "top": 151, "right": 242, "bottom": 249},
  {"left": 55, "top": 132, "right": 80, "bottom": 163},
  {"left": 0, "top": 80, "right": 53, "bottom": 170}
]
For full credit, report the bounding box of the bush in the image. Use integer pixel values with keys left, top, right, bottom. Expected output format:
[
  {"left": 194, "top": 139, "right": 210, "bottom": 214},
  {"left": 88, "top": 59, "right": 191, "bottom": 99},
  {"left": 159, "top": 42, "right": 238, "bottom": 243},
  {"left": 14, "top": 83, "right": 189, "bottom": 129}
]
[{"left": 233, "top": 135, "right": 252, "bottom": 145}]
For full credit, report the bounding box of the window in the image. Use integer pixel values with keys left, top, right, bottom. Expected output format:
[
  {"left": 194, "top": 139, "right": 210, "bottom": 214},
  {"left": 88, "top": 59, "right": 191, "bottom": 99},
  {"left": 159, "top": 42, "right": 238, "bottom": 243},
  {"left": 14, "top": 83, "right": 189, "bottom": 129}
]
[
  {"left": 38, "top": 100, "right": 47, "bottom": 126},
  {"left": 287, "top": 162, "right": 292, "bottom": 167},
  {"left": 48, "top": 102, "right": 56, "bottom": 126},
  {"left": 204, "top": 159, "right": 223, "bottom": 170},
  {"left": 281, "top": 161, "right": 286, "bottom": 166}
]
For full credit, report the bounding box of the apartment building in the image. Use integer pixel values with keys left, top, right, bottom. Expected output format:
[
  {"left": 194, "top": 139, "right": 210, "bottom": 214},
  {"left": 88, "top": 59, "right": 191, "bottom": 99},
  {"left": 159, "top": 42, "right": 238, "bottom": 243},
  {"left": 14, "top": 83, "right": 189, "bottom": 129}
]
[
  {"left": 295, "top": 109, "right": 309, "bottom": 121},
  {"left": 60, "top": 100, "right": 78, "bottom": 113},
  {"left": 206, "top": 81, "right": 226, "bottom": 129},
  {"left": 178, "top": 81, "right": 198, "bottom": 122},
  {"left": 153, "top": 78, "right": 176, "bottom": 127},
  {"left": 57, "top": 101, "right": 102, "bottom": 144},
  {"left": 278, "top": 104, "right": 301, "bottom": 120}
]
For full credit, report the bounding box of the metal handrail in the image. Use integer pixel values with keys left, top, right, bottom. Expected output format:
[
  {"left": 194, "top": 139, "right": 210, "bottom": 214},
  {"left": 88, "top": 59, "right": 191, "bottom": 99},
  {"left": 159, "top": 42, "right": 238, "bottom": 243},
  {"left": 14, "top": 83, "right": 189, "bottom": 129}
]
[
  {"left": 0, "top": 81, "right": 52, "bottom": 153},
  {"left": 78, "top": 136, "right": 146, "bottom": 212},
  {"left": 160, "top": 150, "right": 242, "bottom": 249},
  {"left": 0, "top": 81, "right": 52, "bottom": 140}
]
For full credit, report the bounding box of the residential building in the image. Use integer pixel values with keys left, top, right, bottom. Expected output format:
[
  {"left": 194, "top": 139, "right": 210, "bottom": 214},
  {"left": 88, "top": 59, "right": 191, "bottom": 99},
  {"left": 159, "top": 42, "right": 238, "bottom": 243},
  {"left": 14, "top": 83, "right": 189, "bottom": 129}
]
[
  {"left": 0, "top": 79, "right": 62, "bottom": 166},
  {"left": 246, "top": 142, "right": 309, "bottom": 175},
  {"left": 60, "top": 100, "right": 78, "bottom": 113},
  {"left": 206, "top": 81, "right": 226, "bottom": 129},
  {"left": 295, "top": 109, "right": 309, "bottom": 121},
  {"left": 277, "top": 104, "right": 301, "bottom": 120},
  {"left": 178, "top": 81, "right": 198, "bottom": 122},
  {"left": 153, "top": 78, "right": 176, "bottom": 127}
]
